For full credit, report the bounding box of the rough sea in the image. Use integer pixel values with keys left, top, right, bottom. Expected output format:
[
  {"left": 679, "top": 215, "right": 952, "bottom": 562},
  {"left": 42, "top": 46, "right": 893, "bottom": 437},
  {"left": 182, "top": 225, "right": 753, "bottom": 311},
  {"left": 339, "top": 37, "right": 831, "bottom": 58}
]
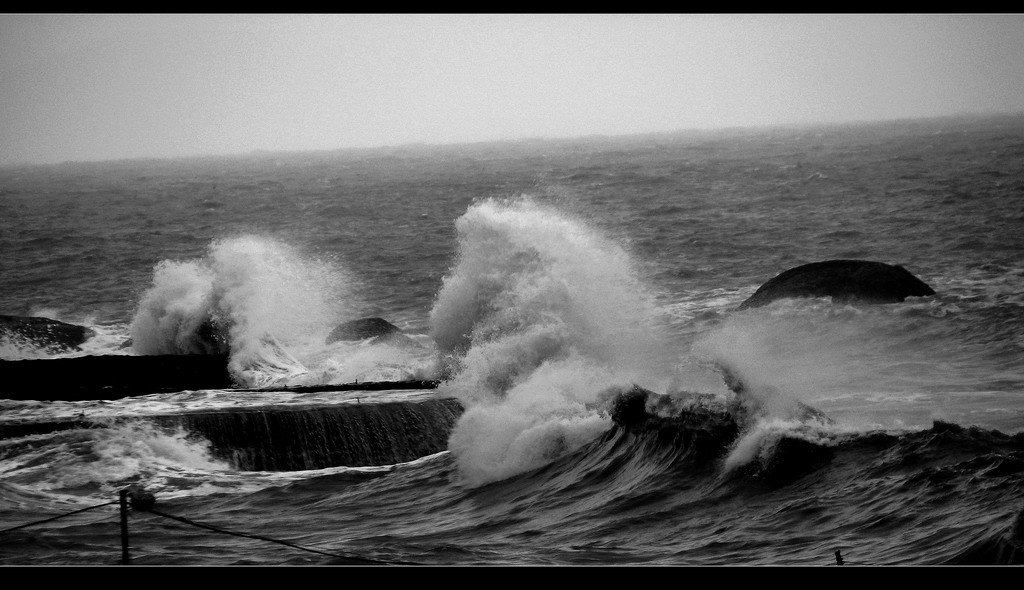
[{"left": 1, "top": 113, "right": 1023, "bottom": 566}]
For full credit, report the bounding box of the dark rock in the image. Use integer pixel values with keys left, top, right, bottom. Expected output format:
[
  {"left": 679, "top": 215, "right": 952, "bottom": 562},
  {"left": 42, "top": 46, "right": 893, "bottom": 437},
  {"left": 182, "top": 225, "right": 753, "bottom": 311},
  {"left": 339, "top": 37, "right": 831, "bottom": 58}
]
[
  {"left": 193, "top": 318, "right": 230, "bottom": 355},
  {"left": 0, "top": 315, "right": 96, "bottom": 354},
  {"left": 326, "top": 317, "right": 404, "bottom": 344},
  {"left": 738, "top": 259, "right": 935, "bottom": 310}
]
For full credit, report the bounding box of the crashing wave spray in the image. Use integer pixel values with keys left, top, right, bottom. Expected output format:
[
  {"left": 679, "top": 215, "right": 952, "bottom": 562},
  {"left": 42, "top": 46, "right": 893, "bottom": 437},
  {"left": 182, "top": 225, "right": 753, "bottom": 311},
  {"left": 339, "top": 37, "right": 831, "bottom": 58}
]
[
  {"left": 690, "top": 300, "right": 942, "bottom": 471},
  {"left": 129, "top": 236, "right": 354, "bottom": 387},
  {"left": 429, "top": 197, "right": 680, "bottom": 486}
]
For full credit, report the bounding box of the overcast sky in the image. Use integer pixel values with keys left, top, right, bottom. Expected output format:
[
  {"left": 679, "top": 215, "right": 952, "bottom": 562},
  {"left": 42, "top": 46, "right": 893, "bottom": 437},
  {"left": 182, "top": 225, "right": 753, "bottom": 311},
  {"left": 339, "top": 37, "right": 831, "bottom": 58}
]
[{"left": 2, "top": 13, "right": 1023, "bottom": 166}]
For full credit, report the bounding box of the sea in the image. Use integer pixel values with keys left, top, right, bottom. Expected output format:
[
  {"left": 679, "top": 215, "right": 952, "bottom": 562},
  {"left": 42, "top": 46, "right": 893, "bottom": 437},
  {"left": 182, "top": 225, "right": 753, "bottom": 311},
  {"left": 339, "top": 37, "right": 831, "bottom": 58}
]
[{"left": 1, "top": 113, "right": 1023, "bottom": 567}]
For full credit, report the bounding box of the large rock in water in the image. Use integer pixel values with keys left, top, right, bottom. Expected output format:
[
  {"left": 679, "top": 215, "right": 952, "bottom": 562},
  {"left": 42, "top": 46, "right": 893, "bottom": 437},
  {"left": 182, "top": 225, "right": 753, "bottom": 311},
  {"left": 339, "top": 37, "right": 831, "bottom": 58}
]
[
  {"left": 0, "top": 315, "right": 96, "bottom": 355},
  {"left": 738, "top": 260, "right": 935, "bottom": 310},
  {"left": 326, "top": 317, "right": 412, "bottom": 346},
  {"left": 192, "top": 318, "right": 230, "bottom": 355}
]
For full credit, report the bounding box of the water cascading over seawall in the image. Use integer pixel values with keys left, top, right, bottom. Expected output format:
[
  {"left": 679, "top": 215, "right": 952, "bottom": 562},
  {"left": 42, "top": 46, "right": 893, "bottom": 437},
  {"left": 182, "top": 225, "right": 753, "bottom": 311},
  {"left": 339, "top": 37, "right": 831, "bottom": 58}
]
[{"left": 150, "top": 398, "right": 465, "bottom": 471}]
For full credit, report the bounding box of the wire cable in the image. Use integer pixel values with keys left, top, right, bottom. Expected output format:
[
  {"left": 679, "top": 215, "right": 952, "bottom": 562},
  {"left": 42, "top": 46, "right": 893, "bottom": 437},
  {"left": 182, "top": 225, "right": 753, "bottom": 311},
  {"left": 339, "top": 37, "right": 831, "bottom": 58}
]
[
  {"left": 0, "top": 501, "right": 119, "bottom": 534},
  {"left": 145, "top": 508, "right": 418, "bottom": 565}
]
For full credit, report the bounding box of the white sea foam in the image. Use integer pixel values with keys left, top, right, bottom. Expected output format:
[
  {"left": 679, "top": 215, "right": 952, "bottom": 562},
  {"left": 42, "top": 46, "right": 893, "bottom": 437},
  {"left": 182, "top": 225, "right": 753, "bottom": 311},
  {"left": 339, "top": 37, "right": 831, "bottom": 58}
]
[
  {"left": 127, "top": 235, "right": 442, "bottom": 388},
  {"left": 687, "top": 294, "right": 998, "bottom": 437},
  {"left": 129, "top": 258, "right": 218, "bottom": 355},
  {"left": 0, "top": 421, "right": 230, "bottom": 493},
  {"left": 129, "top": 236, "right": 356, "bottom": 386},
  {"left": 430, "top": 197, "right": 683, "bottom": 486}
]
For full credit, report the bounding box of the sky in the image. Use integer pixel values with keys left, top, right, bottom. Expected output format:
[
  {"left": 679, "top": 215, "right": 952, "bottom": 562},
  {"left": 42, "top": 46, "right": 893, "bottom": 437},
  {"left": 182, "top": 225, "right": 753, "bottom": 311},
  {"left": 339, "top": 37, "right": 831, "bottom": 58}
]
[{"left": 2, "top": 13, "right": 1023, "bottom": 166}]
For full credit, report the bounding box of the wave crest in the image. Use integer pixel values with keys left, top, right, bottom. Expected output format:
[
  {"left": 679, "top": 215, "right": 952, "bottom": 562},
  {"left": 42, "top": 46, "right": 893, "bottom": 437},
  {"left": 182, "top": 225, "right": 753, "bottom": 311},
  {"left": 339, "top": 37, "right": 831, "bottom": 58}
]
[
  {"left": 129, "top": 235, "right": 353, "bottom": 387},
  {"left": 430, "top": 197, "right": 679, "bottom": 486}
]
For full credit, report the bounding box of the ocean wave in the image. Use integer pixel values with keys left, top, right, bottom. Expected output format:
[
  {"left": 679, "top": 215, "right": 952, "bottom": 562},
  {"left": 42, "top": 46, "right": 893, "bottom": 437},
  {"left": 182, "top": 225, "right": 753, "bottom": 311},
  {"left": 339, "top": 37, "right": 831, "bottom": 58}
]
[
  {"left": 428, "top": 197, "right": 685, "bottom": 486},
  {"left": 128, "top": 235, "right": 371, "bottom": 387}
]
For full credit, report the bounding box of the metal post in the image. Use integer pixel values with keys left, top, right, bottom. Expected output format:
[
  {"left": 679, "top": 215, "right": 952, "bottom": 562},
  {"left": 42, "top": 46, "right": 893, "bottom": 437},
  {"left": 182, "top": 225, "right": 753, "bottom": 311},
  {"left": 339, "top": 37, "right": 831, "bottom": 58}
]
[{"left": 119, "top": 489, "right": 129, "bottom": 564}]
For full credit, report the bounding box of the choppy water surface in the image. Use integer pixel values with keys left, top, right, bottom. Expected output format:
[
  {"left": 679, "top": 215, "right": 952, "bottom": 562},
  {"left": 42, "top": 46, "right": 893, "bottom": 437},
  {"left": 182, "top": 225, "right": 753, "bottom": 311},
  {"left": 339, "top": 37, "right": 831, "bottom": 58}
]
[{"left": 1, "top": 114, "right": 1023, "bottom": 565}]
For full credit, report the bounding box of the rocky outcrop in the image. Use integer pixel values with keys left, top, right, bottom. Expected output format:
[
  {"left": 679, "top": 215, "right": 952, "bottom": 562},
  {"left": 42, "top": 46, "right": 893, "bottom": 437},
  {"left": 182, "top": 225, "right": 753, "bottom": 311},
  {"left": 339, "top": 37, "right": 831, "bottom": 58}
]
[
  {"left": 738, "top": 259, "right": 935, "bottom": 310},
  {"left": 326, "top": 317, "right": 419, "bottom": 347},
  {"left": 326, "top": 317, "right": 402, "bottom": 342},
  {"left": 191, "top": 318, "right": 231, "bottom": 354},
  {"left": 0, "top": 315, "right": 96, "bottom": 355}
]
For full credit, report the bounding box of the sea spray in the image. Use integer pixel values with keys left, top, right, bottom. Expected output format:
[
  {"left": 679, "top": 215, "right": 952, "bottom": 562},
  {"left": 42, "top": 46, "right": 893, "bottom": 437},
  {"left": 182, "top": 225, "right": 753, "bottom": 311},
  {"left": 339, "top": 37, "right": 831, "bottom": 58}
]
[
  {"left": 689, "top": 297, "right": 971, "bottom": 469},
  {"left": 693, "top": 298, "right": 900, "bottom": 418},
  {"left": 430, "top": 197, "right": 680, "bottom": 486},
  {"left": 129, "top": 236, "right": 355, "bottom": 387},
  {"left": 129, "top": 259, "right": 218, "bottom": 355},
  {"left": 298, "top": 340, "right": 437, "bottom": 385}
]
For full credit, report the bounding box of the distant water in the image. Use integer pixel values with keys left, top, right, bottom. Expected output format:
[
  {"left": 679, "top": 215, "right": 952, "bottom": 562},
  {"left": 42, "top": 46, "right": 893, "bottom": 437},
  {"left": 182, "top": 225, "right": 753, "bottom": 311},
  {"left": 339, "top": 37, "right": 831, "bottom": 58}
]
[{"left": 2, "top": 114, "right": 1024, "bottom": 565}]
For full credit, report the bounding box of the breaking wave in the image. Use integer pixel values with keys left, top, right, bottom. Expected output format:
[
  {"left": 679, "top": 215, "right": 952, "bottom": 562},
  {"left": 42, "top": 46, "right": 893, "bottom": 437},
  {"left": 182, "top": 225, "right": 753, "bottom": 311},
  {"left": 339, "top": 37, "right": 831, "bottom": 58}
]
[{"left": 429, "top": 197, "right": 684, "bottom": 486}]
